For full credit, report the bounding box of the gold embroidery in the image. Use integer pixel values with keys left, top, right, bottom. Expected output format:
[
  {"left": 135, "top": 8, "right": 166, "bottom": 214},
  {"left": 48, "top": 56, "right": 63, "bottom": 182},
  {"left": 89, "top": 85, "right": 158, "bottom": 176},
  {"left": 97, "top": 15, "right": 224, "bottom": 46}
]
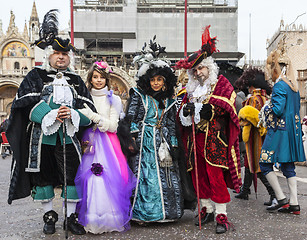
[
  {"left": 196, "top": 119, "right": 209, "bottom": 132},
  {"left": 217, "top": 131, "right": 228, "bottom": 147},
  {"left": 231, "top": 146, "right": 239, "bottom": 178},
  {"left": 210, "top": 94, "right": 237, "bottom": 115},
  {"left": 260, "top": 149, "right": 274, "bottom": 162}
]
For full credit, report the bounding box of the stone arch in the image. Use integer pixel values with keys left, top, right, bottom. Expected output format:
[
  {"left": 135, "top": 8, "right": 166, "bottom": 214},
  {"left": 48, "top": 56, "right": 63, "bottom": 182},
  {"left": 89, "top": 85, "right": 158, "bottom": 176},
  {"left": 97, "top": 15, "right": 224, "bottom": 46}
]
[
  {"left": 0, "top": 39, "right": 33, "bottom": 58},
  {"left": 0, "top": 38, "right": 34, "bottom": 73},
  {"left": 110, "top": 67, "right": 136, "bottom": 97},
  {"left": 0, "top": 80, "right": 19, "bottom": 121}
]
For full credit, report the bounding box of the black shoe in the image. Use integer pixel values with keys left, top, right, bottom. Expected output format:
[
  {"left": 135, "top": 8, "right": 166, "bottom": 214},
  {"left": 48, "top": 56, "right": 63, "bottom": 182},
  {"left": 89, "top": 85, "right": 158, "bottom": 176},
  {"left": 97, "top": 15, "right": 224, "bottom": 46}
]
[
  {"left": 264, "top": 195, "right": 276, "bottom": 206},
  {"left": 43, "top": 210, "right": 58, "bottom": 234},
  {"left": 195, "top": 207, "right": 214, "bottom": 226},
  {"left": 215, "top": 214, "right": 233, "bottom": 234},
  {"left": 235, "top": 191, "right": 249, "bottom": 200},
  {"left": 233, "top": 188, "right": 251, "bottom": 194},
  {"left": 278, "top": 205, "right": 300, "bottom": 215},
  {"left": 266, "top": 198, "right": 288, "bottom": 212},
  {"left": 64, "top": 213, "right": 86, "bottom": 235},
  {"left": 216, "top": 223, "right": 227, "bottom": 234}
]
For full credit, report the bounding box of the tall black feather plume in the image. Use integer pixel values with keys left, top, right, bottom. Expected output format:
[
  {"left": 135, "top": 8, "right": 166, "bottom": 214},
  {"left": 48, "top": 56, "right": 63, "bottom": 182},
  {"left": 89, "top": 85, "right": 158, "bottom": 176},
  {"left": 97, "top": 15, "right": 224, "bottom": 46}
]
[{"left": 39, "top": 9, "right": 59, "bottom": 44}]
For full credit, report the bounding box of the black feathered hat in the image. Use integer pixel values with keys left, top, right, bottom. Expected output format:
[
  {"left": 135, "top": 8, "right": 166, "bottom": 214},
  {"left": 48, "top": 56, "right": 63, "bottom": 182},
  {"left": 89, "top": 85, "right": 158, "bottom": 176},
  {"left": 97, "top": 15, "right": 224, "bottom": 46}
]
[
  {"left": 133, "top": 36, "right": 177, "bottom": 108},
  {"left": 33, "top": 9, "right": 76, "bottom": 52}
]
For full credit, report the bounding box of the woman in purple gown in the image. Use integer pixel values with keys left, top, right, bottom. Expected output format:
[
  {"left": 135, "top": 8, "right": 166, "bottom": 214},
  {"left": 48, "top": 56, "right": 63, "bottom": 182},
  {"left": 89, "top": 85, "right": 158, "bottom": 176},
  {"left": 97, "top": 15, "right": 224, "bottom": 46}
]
[{"left": 75, "top": 61, "right": 136, "bottom": 234}]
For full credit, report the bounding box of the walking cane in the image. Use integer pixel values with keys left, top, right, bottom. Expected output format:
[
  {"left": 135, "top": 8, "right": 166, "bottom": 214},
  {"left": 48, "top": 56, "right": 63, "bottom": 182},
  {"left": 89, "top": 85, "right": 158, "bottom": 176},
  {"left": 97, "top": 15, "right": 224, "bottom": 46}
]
[
  {"left": 192, "top": 115, "right": 201, "bottom": 230},
  {"left": 62, "top": 119, "right": 68, "bottom": 239}
]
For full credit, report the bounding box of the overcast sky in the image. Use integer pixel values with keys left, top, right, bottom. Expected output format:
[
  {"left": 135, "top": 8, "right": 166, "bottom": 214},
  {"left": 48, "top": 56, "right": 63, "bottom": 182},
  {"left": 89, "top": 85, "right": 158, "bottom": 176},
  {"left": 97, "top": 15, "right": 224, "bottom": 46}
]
[{"left": 0, "top": 0, "right": 306, "bottom": 62}]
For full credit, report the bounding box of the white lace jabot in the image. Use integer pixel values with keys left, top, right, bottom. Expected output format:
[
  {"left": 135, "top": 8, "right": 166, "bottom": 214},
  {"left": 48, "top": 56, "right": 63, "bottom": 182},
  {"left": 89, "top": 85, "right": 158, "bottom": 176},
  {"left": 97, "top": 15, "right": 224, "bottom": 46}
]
[{"left": 52, "top": 72, "right": 73, "bottom": 106}]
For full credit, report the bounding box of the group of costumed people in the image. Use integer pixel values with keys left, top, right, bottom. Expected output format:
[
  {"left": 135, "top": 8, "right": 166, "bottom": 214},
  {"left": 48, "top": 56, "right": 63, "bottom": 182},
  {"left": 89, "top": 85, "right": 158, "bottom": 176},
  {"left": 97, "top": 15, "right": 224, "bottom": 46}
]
[
  {"left": 5, "top": 9, "right": 305, "bottom": 237},
  {"left": 234, "top": 40, "right": 305, "bottom": 214}
]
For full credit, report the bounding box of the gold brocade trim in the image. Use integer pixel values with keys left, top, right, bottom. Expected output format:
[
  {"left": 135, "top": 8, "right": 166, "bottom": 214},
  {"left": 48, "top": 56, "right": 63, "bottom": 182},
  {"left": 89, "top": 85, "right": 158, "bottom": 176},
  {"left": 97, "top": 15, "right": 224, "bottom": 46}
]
[
  {"left": 187, "top": 136, "right": 193, "bottom": 172},
  {"left": 36, "top": 40, "right": 43, "bottom": 46},
  {"left": 231, "top": 146, "right": 240, "bottom": 179},
  {"left": 217, "top": 131, "right": 228, "bottom": 147},
  {"left": 205, "top": 159, "right": 229, "bottom": 170},
  {"left": 191, "top": 52, "right": 207, "bottom": 68},
  {"left": 209, "top": 104, "right": 215, "bottom": 121},
  {"left": 211, "top": 91, "right": 237, "bottom": 115},
  {"left": 196, "top": 119, "right": 209, "bottom": 132},
  {"left": 177, "top": 88, "right": 187, "bottom": 97}
]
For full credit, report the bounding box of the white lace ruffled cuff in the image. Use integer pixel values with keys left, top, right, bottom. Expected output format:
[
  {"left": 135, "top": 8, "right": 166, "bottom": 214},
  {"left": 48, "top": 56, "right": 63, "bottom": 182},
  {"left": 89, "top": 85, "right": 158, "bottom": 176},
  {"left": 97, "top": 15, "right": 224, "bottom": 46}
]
[
  {"left": 65, "top": 109, "right": 80, "bottom": 137},
  {"left": 41, "top": 109, "right": 80, "bottom": 137},
  {"left": 42, "top": 109, "right": 61, "bottom": 136},
  {"left": 179, "top": 104, "right": 192, "bottom": 126}
]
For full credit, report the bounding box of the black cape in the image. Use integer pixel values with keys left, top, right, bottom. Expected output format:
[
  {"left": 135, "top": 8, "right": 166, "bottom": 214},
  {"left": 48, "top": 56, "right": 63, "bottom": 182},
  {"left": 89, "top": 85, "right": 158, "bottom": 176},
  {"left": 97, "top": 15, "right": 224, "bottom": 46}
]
[{"left": 7, "top": 67, "right": 95, "bottom": 204}]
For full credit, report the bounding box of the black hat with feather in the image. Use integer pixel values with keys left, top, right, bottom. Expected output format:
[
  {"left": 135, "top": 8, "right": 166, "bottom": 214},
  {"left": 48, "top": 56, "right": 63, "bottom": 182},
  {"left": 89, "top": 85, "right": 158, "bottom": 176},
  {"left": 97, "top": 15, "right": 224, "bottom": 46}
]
[
  {"left": 133, "top": 36, "right": 177, "bottom": 109},
  {"left": 33, "top": 9, "right": 76, "bottom": 52},
  {"left": 175, "top": 25, "right": 217, "bottom": 70}
]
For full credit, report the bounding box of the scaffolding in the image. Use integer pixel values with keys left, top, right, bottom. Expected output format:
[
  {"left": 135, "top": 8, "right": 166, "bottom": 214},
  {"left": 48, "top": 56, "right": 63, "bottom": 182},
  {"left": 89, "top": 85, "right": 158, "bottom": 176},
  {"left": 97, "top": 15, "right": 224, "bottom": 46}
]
[{"left": 73, "top": 0, "right": 240, "bottom": 69}]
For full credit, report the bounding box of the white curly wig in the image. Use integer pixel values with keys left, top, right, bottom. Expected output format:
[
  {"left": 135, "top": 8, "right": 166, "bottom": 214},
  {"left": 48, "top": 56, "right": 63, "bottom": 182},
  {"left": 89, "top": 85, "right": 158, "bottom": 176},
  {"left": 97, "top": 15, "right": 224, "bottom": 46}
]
[{"left": 186, "top": 56, "right": 219, "bottom": 95}]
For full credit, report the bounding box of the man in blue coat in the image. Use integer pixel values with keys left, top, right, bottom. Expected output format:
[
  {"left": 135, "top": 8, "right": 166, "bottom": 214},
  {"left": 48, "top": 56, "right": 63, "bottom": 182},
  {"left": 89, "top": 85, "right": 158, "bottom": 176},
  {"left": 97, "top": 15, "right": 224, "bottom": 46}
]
[{"left": 259, "top": 46, "right": 305, "bottom": 215}]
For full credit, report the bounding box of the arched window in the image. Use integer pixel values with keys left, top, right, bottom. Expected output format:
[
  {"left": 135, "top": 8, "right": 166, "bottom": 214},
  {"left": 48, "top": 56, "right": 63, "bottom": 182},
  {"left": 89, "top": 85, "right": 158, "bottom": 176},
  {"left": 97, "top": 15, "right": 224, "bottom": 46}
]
[{"left": 14, "top": 62, "right": 20, "bottom": 69}]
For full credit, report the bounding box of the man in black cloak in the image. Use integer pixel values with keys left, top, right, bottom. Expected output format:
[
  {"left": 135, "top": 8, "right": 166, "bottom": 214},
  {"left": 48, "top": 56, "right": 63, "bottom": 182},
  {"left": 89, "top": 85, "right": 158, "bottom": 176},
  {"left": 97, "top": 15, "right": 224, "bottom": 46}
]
[{"left": 6, "top": 9, "right": 95, "bottom": 235}]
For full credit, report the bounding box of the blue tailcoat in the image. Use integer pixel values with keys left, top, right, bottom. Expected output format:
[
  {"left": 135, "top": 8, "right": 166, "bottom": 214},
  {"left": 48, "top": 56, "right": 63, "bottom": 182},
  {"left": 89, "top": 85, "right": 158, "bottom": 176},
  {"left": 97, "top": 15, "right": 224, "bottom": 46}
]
[{"left": 260, "top": 79, "right": 305, "bottom": 163}]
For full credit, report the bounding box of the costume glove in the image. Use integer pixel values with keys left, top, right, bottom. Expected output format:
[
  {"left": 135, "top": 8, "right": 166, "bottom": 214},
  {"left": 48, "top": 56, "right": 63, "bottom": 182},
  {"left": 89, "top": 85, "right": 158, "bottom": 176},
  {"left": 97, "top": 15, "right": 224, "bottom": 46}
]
[
  {"left": 183, "top": 103, "right": 195, "bottom": 117},
  {"left": 79, "top": 103, "right": 101, "bottom": 123},
  {"left": 199, "top": 104, "right": 213, "bottom": 120}
]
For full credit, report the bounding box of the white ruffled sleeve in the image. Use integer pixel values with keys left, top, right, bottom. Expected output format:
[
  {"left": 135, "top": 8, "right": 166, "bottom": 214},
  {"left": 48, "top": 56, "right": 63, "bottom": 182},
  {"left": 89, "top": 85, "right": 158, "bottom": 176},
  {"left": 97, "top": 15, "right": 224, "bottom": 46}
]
[
  {"left": 41, "top": 109, "right": 61, "bottom": 136},
  {"left": 65, "top": 109, "right": 80, "bottom": 137},
  {"left": 41, "top": 108, "right": 80, "bottom": 137},
  {"left": 179, "top": 104, "right": 192, "bottom": 126}
]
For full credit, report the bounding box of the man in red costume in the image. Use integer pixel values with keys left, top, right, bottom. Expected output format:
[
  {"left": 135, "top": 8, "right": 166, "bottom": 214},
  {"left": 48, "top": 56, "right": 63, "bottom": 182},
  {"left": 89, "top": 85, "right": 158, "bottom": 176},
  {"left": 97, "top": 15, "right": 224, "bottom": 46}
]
[{"left": 176, "top": 26, "right": 241, "bottom": 234}]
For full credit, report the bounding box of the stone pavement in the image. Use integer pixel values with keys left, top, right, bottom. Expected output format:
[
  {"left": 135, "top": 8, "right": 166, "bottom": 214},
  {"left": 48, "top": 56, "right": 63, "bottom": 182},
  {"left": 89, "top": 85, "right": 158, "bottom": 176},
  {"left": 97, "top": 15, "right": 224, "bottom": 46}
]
[{"left": 0, "top": 155, "right": 306, "bottom": 240}]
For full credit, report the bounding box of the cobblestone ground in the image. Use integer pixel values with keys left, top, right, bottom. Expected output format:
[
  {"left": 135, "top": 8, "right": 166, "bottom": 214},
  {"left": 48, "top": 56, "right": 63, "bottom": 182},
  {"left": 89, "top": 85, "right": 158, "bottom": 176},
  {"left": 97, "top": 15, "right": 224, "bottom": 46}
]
[{"left": 1, "top": 155, "right": 306, "bottom": 240}]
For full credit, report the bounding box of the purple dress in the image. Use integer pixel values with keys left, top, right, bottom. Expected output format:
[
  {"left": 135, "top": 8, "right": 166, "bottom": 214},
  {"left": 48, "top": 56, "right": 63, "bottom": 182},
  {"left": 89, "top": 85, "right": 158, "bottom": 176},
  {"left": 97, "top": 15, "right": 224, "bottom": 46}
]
[{"left": 75, "top": 89, "right": 136, "bottom": 234}]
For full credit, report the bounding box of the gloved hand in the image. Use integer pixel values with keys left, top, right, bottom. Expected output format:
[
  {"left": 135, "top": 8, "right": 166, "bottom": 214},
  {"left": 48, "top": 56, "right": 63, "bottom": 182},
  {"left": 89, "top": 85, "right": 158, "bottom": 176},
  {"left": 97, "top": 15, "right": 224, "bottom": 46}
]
[
  {"left": 79, "top": 103, "right": 101, "bottom": 123},
  {"left": 183, "top": 103, "right": 195, "bottom": 117},
  {"left": 199, "top": 104, "right": 213, "bottom": 120}
]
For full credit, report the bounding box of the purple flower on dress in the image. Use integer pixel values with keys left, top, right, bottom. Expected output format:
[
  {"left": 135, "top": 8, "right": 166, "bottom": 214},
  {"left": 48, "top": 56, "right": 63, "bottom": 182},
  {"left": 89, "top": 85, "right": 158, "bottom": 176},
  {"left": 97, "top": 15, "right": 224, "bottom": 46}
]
[{"left": 91, "top": 163, "right": 104, "bottom": 176}]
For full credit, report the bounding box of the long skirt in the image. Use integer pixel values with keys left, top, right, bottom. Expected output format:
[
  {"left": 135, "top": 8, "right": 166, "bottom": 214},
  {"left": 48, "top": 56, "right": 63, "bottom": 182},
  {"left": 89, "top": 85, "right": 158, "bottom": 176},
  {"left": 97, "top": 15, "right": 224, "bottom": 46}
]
[{"left": 75, "top": 128, "right": 136, "bottom": 234}]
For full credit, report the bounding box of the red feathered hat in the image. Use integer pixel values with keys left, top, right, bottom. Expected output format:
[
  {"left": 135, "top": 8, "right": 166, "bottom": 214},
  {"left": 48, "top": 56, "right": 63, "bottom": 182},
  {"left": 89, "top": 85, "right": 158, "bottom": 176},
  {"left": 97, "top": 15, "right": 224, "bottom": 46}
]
[{"left": 175, "top": 25, "right": 217, "bottom": 69}]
